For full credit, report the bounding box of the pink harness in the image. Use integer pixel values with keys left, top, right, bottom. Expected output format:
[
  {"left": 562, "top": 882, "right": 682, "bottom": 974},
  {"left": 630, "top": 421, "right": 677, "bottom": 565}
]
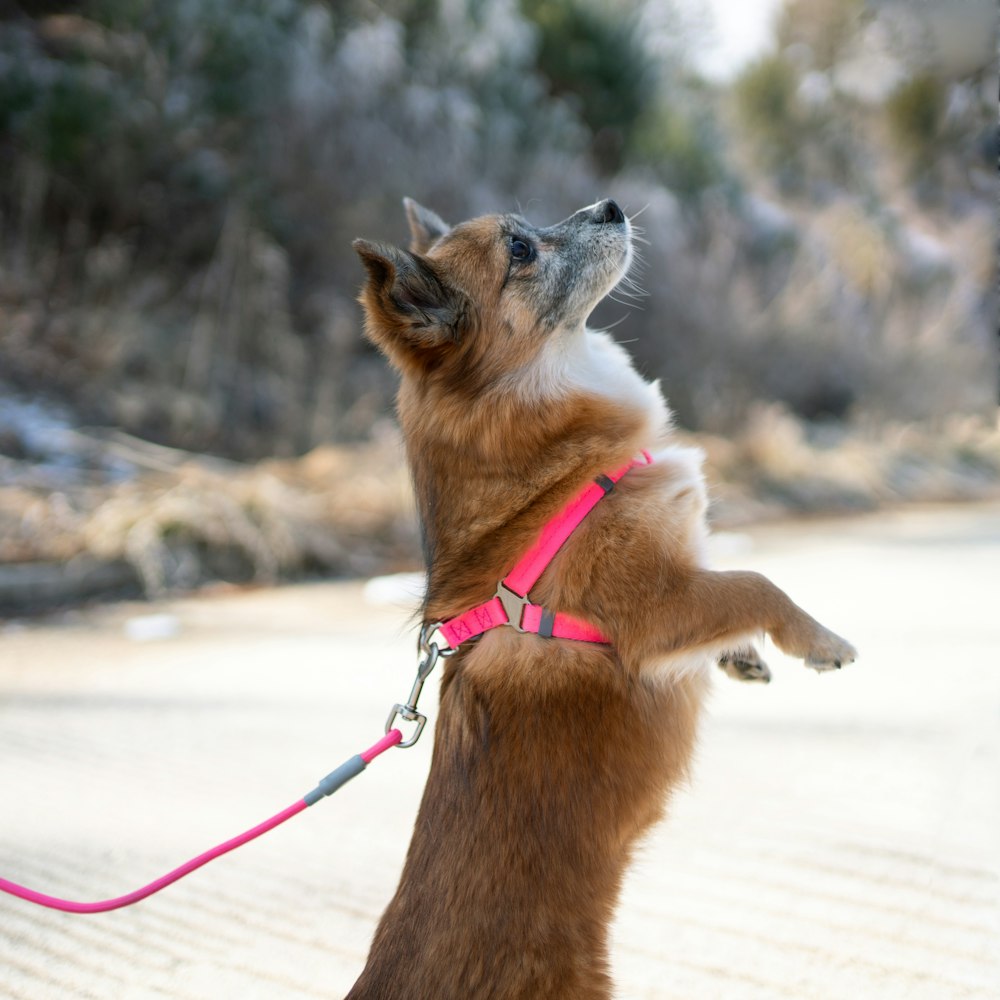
[{"left": 437, "top": 451, "right": 652, "bottom": 651}]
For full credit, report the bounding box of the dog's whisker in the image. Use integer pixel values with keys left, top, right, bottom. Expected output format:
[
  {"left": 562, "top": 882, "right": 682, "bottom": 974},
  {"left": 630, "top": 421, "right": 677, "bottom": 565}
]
[{"left": 602, "top": 313, "right": 632, "bottom": 330}]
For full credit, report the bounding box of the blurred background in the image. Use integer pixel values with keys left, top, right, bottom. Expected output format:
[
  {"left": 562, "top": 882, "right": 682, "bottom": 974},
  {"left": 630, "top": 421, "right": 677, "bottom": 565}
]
[{"left": 0, "top": 0, "right": 997, "bottom": 611}]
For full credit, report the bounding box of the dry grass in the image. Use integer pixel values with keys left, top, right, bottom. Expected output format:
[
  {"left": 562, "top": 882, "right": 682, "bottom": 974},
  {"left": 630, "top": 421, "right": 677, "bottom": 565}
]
[
  {"left": 1, "top": 415, "right": 997, "bottom": 611},
  {"left": 701, "top": 408, "right": 1000, "bottom": 524},
  {"left": 0, "top": 430, "right": 418, "bottom": 606}
]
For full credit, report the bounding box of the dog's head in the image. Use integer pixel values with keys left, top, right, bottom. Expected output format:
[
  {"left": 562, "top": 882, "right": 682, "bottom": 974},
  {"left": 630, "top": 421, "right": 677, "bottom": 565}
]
[{"left": 353, "top": 199, "right": 632, "bottom": 389}]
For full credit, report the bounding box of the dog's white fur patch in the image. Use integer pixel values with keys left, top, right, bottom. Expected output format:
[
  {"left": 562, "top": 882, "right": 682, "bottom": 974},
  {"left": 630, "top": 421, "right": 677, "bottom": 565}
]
[
  {"left": 517, "top": 327, "right": 671, "bottom": 439},
  {"left": 521, "top": 326, "right": 723, "bottom": 685},
  {"left": 507, "top": 313, "right": 727, "bottom": 685}
]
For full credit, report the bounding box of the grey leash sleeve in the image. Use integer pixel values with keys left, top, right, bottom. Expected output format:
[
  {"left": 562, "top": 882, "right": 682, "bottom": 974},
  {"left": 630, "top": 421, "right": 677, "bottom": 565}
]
[{"left": 303, "top": 755, "right": 367, "bottom": 806}]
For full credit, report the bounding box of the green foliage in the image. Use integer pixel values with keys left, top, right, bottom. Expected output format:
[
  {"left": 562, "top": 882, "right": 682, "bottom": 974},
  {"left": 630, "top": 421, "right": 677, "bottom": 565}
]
[
  {"left": 633, "top": 99, "right": 727, "bottom": 198},
  {"left": 732, "top": 54, "right": 801, "bottom": 175},
  {"left": 0, "top": 31, "right": 107, "bottom": 169},
  {"left": 885, "top": 74, "right": 946, "bottom": 170},
  {"left": 524, "top": 0, "right": 655, "bottom": 173},
  {"left": 0, "top": 1, "right": 304, "bottom": 248}
]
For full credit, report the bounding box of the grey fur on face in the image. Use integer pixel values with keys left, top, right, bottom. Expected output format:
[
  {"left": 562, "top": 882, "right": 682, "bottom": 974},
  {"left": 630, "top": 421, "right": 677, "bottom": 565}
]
[{"left": 501, "top": 200, "right": 632, "bottom": 333}]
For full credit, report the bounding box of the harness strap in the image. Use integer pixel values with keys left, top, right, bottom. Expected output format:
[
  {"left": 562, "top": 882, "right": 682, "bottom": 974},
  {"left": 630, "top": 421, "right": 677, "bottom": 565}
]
[{"left": 437, "top": 451, "right": 652, "bottom": 650}]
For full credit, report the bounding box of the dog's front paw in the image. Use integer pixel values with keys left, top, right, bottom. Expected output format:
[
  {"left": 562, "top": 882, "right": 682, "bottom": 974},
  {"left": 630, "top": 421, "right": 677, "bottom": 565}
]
[
  {"left": 718, "top": 646, "right": 771, "bottom": 684},
  {"left": 804, "top": 630, "right": 857, "bottom": 673}
]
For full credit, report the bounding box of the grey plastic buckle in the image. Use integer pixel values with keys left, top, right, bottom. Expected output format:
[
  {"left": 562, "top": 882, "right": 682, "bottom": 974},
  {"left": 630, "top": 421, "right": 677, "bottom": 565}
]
[{"left": 494, "top": 582, "right": 530, "bottom": 632}]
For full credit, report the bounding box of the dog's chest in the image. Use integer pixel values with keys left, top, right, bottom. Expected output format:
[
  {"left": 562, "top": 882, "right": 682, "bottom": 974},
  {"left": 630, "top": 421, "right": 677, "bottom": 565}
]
[{"left": 525, "top": 328, "right": 671, "bottom": 435}]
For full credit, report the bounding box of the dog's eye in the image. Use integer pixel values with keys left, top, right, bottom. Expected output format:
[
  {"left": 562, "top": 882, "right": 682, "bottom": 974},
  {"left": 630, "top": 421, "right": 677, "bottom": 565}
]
[{"left": 509, "top": 237, "right": 534, "bottom": 262}]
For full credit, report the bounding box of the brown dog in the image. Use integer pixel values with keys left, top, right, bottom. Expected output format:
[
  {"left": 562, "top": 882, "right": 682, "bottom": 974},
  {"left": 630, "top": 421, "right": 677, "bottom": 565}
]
[{"left": 348, "top": 198, "right": 856, "bottom": 999}]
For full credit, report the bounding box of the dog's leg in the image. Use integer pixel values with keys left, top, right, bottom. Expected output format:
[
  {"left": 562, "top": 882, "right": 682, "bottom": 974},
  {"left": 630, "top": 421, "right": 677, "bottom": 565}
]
[
  {"left": 718, "top": 644, "right": 771, "bottom": 683},
  {"left": 650, "top": 570, "right": 857, "bottom": 672}
]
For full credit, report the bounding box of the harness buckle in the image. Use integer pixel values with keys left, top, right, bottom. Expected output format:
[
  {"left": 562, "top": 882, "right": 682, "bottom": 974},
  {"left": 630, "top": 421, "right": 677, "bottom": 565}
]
[{"left": 495, "top": 582, "right": 530, "bottom": 632}]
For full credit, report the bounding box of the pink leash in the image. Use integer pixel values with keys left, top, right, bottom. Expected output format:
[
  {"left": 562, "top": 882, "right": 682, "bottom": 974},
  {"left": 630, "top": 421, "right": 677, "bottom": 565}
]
[
  {"left": 0, "top": 729, "right": 403, "bottom": 914},
  {"left": 2, "top": 454, "right": 651, "bottom": 915}
]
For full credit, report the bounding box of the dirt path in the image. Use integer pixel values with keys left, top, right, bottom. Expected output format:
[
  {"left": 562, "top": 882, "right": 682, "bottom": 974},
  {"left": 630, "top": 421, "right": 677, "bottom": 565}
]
[{"left": 1, "top": 504, "right": 998, "bottom": 999}]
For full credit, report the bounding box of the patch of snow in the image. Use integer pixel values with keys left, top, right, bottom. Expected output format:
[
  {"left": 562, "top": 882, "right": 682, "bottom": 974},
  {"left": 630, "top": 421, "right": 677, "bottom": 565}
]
[{"left": 363, "top": 572, "right": 426, "bottom": 608}]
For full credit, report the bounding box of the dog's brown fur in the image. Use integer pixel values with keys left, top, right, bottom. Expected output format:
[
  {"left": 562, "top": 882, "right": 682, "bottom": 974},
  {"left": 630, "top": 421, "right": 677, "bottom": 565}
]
[{"left": 348, "top": 199, "right": 856, "bottom": 999}]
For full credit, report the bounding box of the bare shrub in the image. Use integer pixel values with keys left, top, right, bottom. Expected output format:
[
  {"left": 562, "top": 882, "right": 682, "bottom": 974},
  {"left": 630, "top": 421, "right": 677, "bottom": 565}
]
[{"left": 0, "top": 0, "right": 995, "bottom": 610}]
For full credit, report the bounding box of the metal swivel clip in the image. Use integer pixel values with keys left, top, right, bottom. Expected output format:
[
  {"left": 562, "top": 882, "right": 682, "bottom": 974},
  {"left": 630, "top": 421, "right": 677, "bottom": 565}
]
[{"left": 384, "top": 622, "right": 454, "bottom": 748}]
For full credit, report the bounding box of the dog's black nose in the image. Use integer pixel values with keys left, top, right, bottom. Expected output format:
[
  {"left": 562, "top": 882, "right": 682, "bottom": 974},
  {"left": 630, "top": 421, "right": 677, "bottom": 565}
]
[{"left": 592, "top": 199, "right": 625, "bottom": 225}]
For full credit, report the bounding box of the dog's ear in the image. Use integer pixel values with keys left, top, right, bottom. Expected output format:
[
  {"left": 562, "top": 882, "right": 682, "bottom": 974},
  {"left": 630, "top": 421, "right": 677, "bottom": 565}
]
[
  {"left": 403, "top": 198, "right": 450, "bottom": 254},
  {"left": 353, "top": 239, "right": 470, "bottom": 359}
]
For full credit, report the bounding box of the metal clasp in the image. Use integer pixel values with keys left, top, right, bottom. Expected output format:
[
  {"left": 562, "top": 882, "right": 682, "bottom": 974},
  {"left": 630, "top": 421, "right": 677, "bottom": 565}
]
[
  {"left": 385, "top": 702, "right": 427, "bottom": 748},
  {"left": 385, "top": 622, "right": 455, "bottom": 749},
  {"left": 494, "top": 582, "right": 530, "bottom": 632}
]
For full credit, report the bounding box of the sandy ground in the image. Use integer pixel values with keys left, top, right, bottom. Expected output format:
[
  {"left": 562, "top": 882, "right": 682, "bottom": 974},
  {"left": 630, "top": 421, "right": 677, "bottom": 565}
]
[{"left": 0, "top": 503, "right": 998, "bottom": 999}]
